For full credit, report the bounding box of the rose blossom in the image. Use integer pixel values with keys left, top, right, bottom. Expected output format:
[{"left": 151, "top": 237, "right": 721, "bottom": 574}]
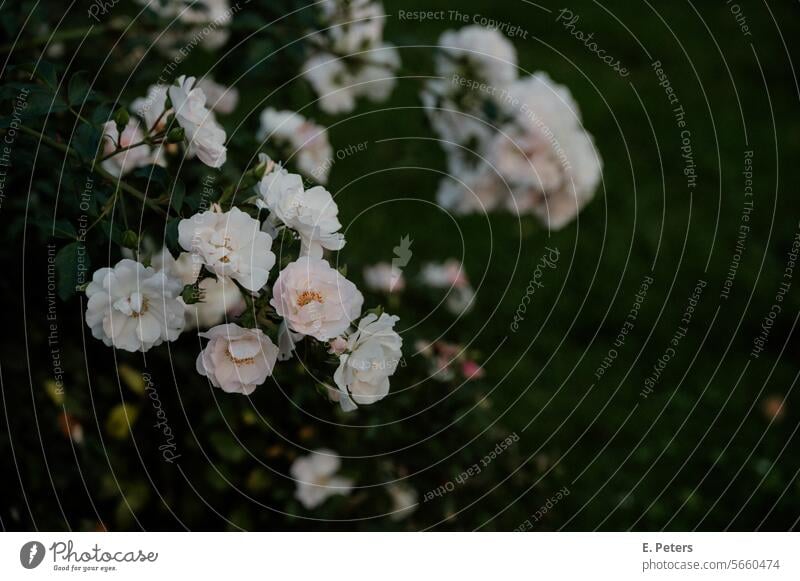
[
  {"left": 436, "top": 25, "right": 518, "bottom": 89},
  {"left": 257, "top": 108, "right": 332, "bottom": 183},
  {"left": 256, "top": 160, "right": 345, "bottom": 258},
  {"left": 420, "top": 260, "right": 475, "bottom": 315},
  {"left": 363, "top": 263, "right": 405, "bottom": 293},
  {"left": 152, "top": 248, "right": 245, "bottom": 330},
  {"left": 85, "top": 259, "right": 185, "bottom": 352},
  {"left": 196, "top": 77, "right": 239, "bottom": 115},
  {"left": 387, "top": 483, "right": 418, "bottom": 521},
  {"left": 488, "top": 72, "right": 602, "bottom": 229},
  {"left": 100, "top": 119, "right": 156, "bottom": 177},
  {"left": 333, "top": 313, "right": 402, "bottom": 412},
  {"left": 178, "top": 206, "right": 276, "bottom": 293},
  {"left": 196, "top": 324, "right": 279, "bottom": 395},
  {"left": 270, "top": 257, "right": 363, "bottom": 341},
  {"left": 290, "top": 449, "right": 353, "bottom": 509},
  {"left": 169, "top": 75, "right": 227, "bottom": 168},
  {"left": 131, "top": 83, "right": 169, "bottom": 131}
]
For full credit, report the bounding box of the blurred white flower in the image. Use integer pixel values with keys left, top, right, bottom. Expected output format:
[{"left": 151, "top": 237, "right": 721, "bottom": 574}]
[
  {"left": 256, "top": 159, "right": 345, "bottom": 258},
  {"left": 196, "top": 323, "right": 279, "bottom": 395},
  {"left": 85, "top": 259, "right": 185, "bottom": 352},
  {"left": 138, "top": 0, "right": 232, "bottom": 51},
  {"left": 320, "top": 0, "right": 385, "bottom": 54},
  {"left": 257, "top": 108, "right": 332, "bottom": 183},
  {"left": 420, "top": 84, "right": 493, "bottom": 159},
  {"left": 387, "top": 482, "right": 418, "bottom": 521},
  {"left": 363, "top": 262, "right": 405, "bottom": 293},
  {"left": 152, "top": 248, "right": 245, "bottom": 330},
  {"left": 333, "top": 313, "right": 402, "bottom": 412},
  {"left": 490, "top": 72, "right": 602, "bottom": 229},
  {"left": 301, "top": 54, "right": 356, "bottom": 114},
  {"left": 290, "top": 449, "right": 353, "bottom": 509},
  {"left": 421, "top": 260, "right": 475, "bottom": 315},
  {"left": 302, "top": 1, "right": 400, "bottom": 114},
  {"left": 100, "top": 120, "right": 157, "bottom": 177},
  {"left": 270, "top": 256, "right": 363, "bottom": 341},
  {"left": 196, "top": 77, "right": 239, "bottom": 114},
  {"left": 435, "top": 157, "right": 505, "bottom": 215},
  {"left": 169, "top": 75, "right": 227, "bottom": 167},
  {"left": 436, "top": 25, "right": 517, "bottom": 88},
  {"left": 178, "top": 206, "right": 276, "bottom": 293},
  {"left": 131, "top": 84, "right": 169, "bottom": 131}
]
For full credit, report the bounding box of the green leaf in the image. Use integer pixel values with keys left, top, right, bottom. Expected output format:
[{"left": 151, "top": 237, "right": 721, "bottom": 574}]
[
  {"left": 54, "top": 242, "right": 83, "bottom": 300},
  {"left": 170, "top": 180, "right": 185, "bottom": 214},
  {"left": 72, "top": 123, "right": 101, "bottom": 161},
  {"left": 68, "top": 71, "right": 90, "bottom": 105}
]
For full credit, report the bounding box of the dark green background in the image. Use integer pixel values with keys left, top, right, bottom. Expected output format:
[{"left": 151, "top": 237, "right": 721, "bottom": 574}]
[{"left": 0, "top": 0, "right": 798, "bottom": 530}]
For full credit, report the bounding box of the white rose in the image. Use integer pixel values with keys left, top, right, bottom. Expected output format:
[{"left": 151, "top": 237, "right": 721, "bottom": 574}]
[
  {"left": 257, "top": 109, "right": 332, "bottom": 183},
  {"left": 420, "top": 260, "right": 475, "bottom": 315},
  {"left": 270, "top": 257, "right": 363, "bottom": 341},
  {"left": 302, "top": 54, "right": 357, "bottom": 114},
  {"left": 290, "top": 449, "right": 353, "bottom": 509},
  {"left": 352, "top": 43, "right": 401, "bottom": 103},
  {"left": 363, "top": 263, "right": 405, "bottom": 293},
  {"left": 85, "top": 258, "right": 185, "bottom": 352},
  {"left": 131, "top": 84, "right": 169, "bottom": 131},
  {"left": 435, "top": 157, "right": 505, "bottom": 215},
  {"left": 437, "top": 25, "right": 517, "bottom": 88},
  {"left": 196, "top": 323, "right": 279, "bottom": 395},
  {"left": 321, "top": 0, "right": 385, "bottom": 54},
  {"left": 490, "top": 73, "right": 602, "bottom": 229},
  {"left": 138, "top": 0, "right": 231, "bottom": 51},
  {"left": 387, "top": 483, "right": 418, "bottom": 521},
  {"left": 257, "top": 163, "right": 345, "bottom": 258},
  {"left": 152, "top": 248, "right": 245, "bottom": 330},
  {"left": 100, "top": 120, "right": 156, "bottom": 177},
  {"left": 196, "top": 77, "right": 239, "bottom": 114},
  {"left": 169, "top": 75, "right": 227, "bottom": 168},
  {"left": 178, "top": 206, "right": 276, "bottom": 293},
  {"left": 333, "top": 312, "right": 402, "bottom": 412}
]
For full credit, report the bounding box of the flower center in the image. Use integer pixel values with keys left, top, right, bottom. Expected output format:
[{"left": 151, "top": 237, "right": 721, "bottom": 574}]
[
  {"left": 297, "top": 290, "right": 324, "bottom": 307},
  {"left": 225, "top": 346, "right": 256, "bottom": 366}
]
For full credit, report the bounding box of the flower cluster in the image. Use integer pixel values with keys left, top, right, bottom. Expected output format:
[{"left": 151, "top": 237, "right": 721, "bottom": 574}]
[
  {"left": 86, "top": 74, "right": 402, "bottom": 412},
  {"left": 101, "top": 75, "right": 230, "bottom": 175},
  {"left": 420, "top": 259, "right": 475, "bottom": 316},
  {"left": 302, "top": 0, "right": 401, "bottom": 114},
  {"left": 257, "top": 109, "right": 333, "bottom": 184},
  {"left": 423, "top": 26, "right": 603, "bottom": 230}
]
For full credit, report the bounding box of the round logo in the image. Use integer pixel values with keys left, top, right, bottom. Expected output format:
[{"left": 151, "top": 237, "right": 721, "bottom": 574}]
[{"left": 19, "top": 541, "right": 45, "bottom": 569}]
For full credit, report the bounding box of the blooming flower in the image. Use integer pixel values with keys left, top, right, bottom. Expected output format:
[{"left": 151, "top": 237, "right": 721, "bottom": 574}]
[
  {"left": 138, "top": 0, "right": 232, "bottom": 52},
  {"left": 420, "top": 260, "right": 475, "bottom": 315},
  {"left": 257, "top": 108, "right": 332, "bottom": 183},
  {"left": 178, "top": 206, "right": 276, "bottom": 293},
  {"left": 100, "top": 119, "right": 157, "bottom": 177},
  {"left": 131, "top": 84, "right": 169, "bottom": 131},
  {"left": 290, "top": 449, "right": 354, "bottom": 509},
  {"left": 301, "top": 1, "right": 400, "bottom": 114},
  {"left": 169, "top": 75, "right": 227, "bottom": 167},
  {"left": 489, "top": 73, "right": 602, "bottom": 229},
  {"left": 196, "top": 324, "right": 279, "bottom": 395},
  {"left": 196, "top": 77, "right": 239, "bottom": 115},
  {"left": 256, "top": 160, "right": 345, "bottom": 258},
  {"left": 436, "top": 25, "right": 517, "bottom": 89},
  {"left": 333, "top": 312, "right": 402, "bottom": 412},
  {"left": 270, "top": 257, "right": 363, "bottom": 341},
  {"left": 387, "top": 483, "right": 418, "bottom": 521},
  {"left": 363, "top": 263, "right": 405, "bottom": 293},
  {"left": 85, "top": 259, "right": 185, "bottom": 352},
  {"left": 152, "top": 248, "right": 245, "bottom": 330}
]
